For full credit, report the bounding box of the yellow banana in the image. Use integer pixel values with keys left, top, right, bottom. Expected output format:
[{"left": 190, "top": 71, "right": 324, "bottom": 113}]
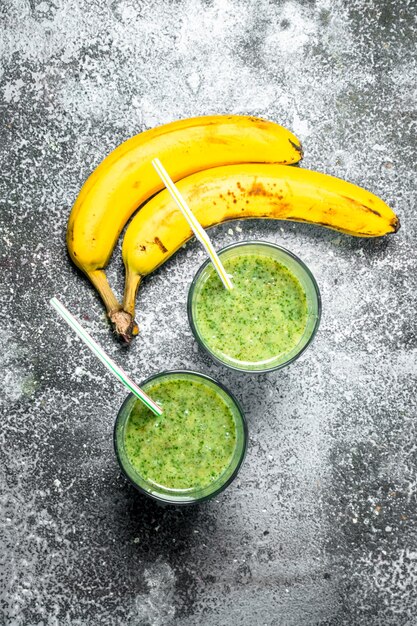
[
  {"left": 67, "top": 115, "right": 302, "bottom": 340},
  {"left": 121, "top": 163, "right": 399, "bottom": 340}
]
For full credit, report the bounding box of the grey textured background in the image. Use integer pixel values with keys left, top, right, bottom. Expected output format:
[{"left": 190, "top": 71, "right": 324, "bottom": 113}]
[{"left": 1, "top": 0, "right": 416, "bottom": 624}]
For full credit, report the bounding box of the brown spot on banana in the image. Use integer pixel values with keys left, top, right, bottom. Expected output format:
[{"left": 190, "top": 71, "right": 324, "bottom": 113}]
[
  {"left": 154, "top": 237, "right": 168, "bottom": 253},
  {"left": 248, "top": 181, "right": 268, "bottom": 196},
  {"left": 289, "top": 138, "right": 304, "bottom": 158},
  {"left": 207, "top": 136, "right": 228, "bottom": 145},
  {"left": 283, "top": 215, "right": 397, "bottom": 236},
  {"left": 340, "top": 195, "right": 382, "bottom": 217}
]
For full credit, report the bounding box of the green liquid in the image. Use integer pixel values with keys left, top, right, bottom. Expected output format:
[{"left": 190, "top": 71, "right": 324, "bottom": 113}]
[
  {"left": 124, "top": 378, "right": 237, "bottom": 491},
  {"left": 195, "top": 253, "right": 308, "bottom": 364}
]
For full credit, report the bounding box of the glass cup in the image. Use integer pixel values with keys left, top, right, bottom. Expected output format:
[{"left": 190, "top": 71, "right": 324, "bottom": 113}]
[
  {"left": 188, "top": 241, "right": 321, "bottom": 373},
  {"left": 114, "top": 370, "right": 247, "bottom": 505}
]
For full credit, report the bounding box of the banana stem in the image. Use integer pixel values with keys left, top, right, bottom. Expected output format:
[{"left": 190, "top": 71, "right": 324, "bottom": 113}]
[
  {"left": 123, "top": 269, "right": 142, "bottom": 319},
  {"left": 87, "top": 269, "right": 137, "bottom": 344},
  {"left": 88, "top": 269, "right": 121, "bottom": 314}
]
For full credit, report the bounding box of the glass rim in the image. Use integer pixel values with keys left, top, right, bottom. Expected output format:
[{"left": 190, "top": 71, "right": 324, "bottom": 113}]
[
  {"left": 187, "top": 240, "right": 322, "bottom": 374},
  {"left": 114, "top": 369, "right": 248, "bottom": 505}
]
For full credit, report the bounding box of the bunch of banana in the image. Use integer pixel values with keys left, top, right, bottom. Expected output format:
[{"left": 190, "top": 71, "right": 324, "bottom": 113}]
[
  {"left": 67, "top": 114, "right": 399, "bottom": 343},
  {"left": 67, "top": 115, "right": 303, "bottom": 341}
]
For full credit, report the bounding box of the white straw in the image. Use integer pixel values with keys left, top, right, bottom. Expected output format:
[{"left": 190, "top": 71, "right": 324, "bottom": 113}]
[
  {"left": 152, "top": 157, "right": 233, "bottom": 290},
  {"left": 50, "top": 297, "right": 163, "bottom": 416}
]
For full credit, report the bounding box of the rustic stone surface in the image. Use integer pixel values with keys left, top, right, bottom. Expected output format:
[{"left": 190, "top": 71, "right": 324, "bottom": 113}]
[{"left": 1, "top": 1, "right": 416, "bottom": 624}]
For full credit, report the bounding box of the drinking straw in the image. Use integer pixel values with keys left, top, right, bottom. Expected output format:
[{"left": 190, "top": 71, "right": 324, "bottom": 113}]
[
  {"left": 50, "top": 297, "right": 163, "bottom": 416},
  {"left": 152, "top": 157, "right": 234, "bottom": 290}
]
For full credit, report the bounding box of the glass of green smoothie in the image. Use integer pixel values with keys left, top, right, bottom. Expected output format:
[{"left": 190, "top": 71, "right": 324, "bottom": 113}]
[
  {"left": 114, "top": 370, "right": 247, "bottom": 505},
  {"left": 188, "top": 241, "right": 321, "bottom": 373}
]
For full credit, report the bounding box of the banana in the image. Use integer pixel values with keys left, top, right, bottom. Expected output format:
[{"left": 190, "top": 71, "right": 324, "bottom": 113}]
[
  {"left": 121, "top": 163, "right": 399, "bottom": 341},
  {"left": 67, "top": 115, "right": 302, "bottom": 340}
]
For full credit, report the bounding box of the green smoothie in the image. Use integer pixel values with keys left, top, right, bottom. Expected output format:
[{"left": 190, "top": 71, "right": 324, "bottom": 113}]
[
  {"left": 123, "top": 377, "right": 237, "bottom": 491},
  {"left": 194, "top": 253, "right": 308, "bottom": 365}
]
